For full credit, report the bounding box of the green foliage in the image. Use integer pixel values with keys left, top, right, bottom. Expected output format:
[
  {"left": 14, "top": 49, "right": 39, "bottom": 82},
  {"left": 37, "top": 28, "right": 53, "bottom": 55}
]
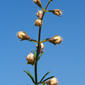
[
  {"left": 39, "top": 72, "right": 50, "bottom": 83},
  {"left": 42, "top": 76, "right": 54, "bottom": 82},
  {"left": 33, "top": 49, "right": 36, "bottom": 59},
  {"left": 42, "top": 83, "right": 45, "bottom": 85},
  {"left": 37, "top": 51, "right": 44, "bottom": 61},
  {"left": 24, "top": 70, "right": 35, "bottom": 83}
]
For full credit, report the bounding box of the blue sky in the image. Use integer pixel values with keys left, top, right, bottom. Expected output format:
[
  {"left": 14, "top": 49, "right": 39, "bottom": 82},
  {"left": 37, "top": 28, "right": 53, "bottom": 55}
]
[{"left": 0, "top": 0, "right": 85, "bottom": 85}]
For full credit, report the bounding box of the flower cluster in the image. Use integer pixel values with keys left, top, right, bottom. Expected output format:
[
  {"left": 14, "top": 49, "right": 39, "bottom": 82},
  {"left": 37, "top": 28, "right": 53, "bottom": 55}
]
[
  {"left": 17, "top": 0, "right": 63, "bottom": 85},
  {"left": 35, "top": 10, "right": 43, "bottom": 27}
]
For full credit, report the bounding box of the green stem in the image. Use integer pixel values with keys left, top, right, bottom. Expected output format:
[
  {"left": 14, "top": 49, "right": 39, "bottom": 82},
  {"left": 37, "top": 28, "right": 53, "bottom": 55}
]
[
  {"left": 34, "top": 0, "right": 52, "bottom": 85},
  {"left": 35, "top": 26, "right": 41, "bottom": 84},
  {"left": 29, "top": 39, "right": 38, "bottom": 43}
]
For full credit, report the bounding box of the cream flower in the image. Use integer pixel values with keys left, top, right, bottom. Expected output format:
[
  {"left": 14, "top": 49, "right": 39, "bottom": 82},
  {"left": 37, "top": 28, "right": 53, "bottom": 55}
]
[
  {"left": 17, "top": 31, "right": 30, "bottom": 40},
  {"left": 26, "top": 52, "right": 35, "bottom": 64},
  {"left": 47, "top": 77, "right": 58, "bottom": 85},
  {"left": 36, "top": 10, "right": 43, "bottom": 19},
  {"left": 48, "top": 35, "right": 62, "bottom": 44},
  {"left": 53, "top": 9, "right": 62, "bottom": 16},
  {"left": 35, "top": 19, "right": 42, "bottom": 26},
  {"left": 36, "top": 43, "right": 44, "bottom": 52}
]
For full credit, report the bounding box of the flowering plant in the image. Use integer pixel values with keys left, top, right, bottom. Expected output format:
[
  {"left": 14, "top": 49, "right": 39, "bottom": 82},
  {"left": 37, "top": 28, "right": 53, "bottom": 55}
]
[{"left": 17, "top": 0, "right": 63, "bottom": 85}]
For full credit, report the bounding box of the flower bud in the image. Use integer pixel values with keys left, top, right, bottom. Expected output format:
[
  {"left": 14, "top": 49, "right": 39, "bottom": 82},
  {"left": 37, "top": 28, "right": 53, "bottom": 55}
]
[
  {"left": 17, "top": 31, "right": 30, "bottom": 40},
  {"left": 47, "top": 77, "right": 58, "bottom": 85},
  {"left": 36, "top": 10, "right": 43, "bottom": 19},
  {"left": 48, "top": 35, "right": 62, "bottom": 44},
  {"left": 36, "top": 43, "right": 44, "bottom": 52},
  {"left": 26, "top": 52, "right": 35, "bottom": 64},
  {"left": 33, "top": 0, "right": 42, "bottom": 7},
  {"left": 35, "top": 19, "right": 42, "bottom": 26},
  {"left": 52, "top": 9, "right": 62, "bottom": 16}
]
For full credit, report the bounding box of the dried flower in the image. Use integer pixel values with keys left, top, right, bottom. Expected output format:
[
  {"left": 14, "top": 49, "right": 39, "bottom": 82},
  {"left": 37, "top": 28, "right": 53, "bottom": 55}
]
[
  {"left": 48, "top": 35, "right": 62, "bottom": 44},
  {"left": 33, "top": 0, "right": 42, "bottom": 7},
  {"left": 26, "top": 52, "right": 35, "bottom": 64},
  {"left": 35, "top": 19, "right": 42, "bottom": 26},
  {"left": 52, "top": 9, "right": 62, "bottom": 16},
  {"left": 36, "top": 10, "right": 43, "bottom": 19},
  {"left": 47, "top": 77, "right": 58, "bottom": 85},
  {"left": 36, "top": 43, "right": 44, "bottom": 52},
  {"left": 17, "top": 31, "right": 30, "bottom": 40}
]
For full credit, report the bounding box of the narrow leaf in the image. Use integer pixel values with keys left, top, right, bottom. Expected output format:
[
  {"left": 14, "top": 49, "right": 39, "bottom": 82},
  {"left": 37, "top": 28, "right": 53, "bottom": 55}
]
[
  {"left": 39, "top": 72, "right": 50, "bottom": 83},
  {"left": 39, "top": 51, "right": 44, "bottom": 57},
  {"left": 40, "top": 38, "right": 49, "bottom": 43},
  {"left": 37, "top": 51, "right": 44, "bottom": 61},
  {"left": 42, "top": 76, "right": 54, "bottom": 82},
  {"left": 32, "top": 49, "right": 36, "bottom": 59},
  {"left": 24, "top": 70, "right": 35, "bottom": 83},
  {"left": 29, "top": 39, "right": 38, "bottom": 43}
]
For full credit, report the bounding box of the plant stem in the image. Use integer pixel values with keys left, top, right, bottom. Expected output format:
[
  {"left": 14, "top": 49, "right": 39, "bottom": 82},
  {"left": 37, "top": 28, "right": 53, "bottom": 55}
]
[
  {"left": 35, "top": 26, "right": 41, "bottom": 84},
  {"left": 34, "top": 0, "right": 52, "bottom": 85}
]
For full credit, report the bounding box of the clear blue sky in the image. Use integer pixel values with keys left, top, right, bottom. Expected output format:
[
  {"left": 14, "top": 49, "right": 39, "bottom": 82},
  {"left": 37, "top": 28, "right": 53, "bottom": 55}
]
[{"left": 0, "top": 0, "right": 85, "bottom": 85}]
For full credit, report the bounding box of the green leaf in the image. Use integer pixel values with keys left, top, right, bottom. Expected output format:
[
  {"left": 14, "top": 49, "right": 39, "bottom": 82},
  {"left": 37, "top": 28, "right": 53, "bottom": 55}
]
[
  {"left": 24, "top": 70, "right": 35, "bottom": 83},
  {"left": 32, "top": 49, "right": 36, "bottom": 59},
  {"left": 42, "top": 83, "right": 45, "bottom": 85},
  {"left": 29, "top": 39, "right": 38, "bottom": 43},
  {"left": 40, "top": 51, "right": 44, "bottom": 57},
  {"left": 42, "top": 76, "right": 54, "bottom": 82},
  {"left": 40, "top": 38, "right": 49, "bottom": 43},
  {"left": 39, "top": 72, "right": 50, "bottom": 83},
  {"left": 37, "top": 51, "right": 44, "bottom": 61}
]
